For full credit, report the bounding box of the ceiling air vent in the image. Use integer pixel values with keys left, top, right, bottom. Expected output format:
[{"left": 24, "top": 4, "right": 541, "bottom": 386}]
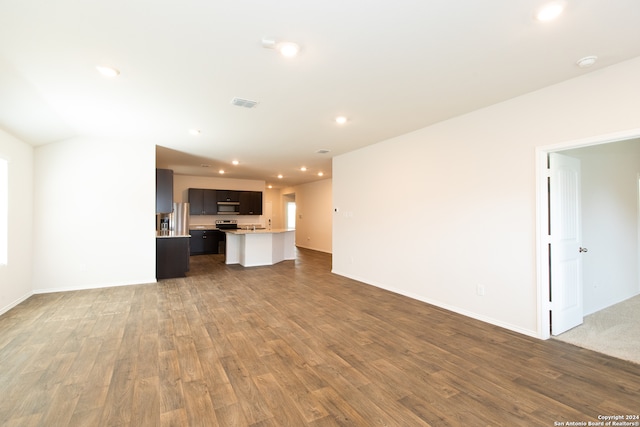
[
  {"left": 316, "top": 148, "right": 330, "bottom": 154},
  {"left": 231, "top": 97, "right": 259, "bottom": 108}
]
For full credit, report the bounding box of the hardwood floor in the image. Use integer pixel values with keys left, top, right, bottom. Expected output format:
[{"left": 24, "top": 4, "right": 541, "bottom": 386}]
[{"left": 1, "top": 248, "right": 638, "bottom": 426}]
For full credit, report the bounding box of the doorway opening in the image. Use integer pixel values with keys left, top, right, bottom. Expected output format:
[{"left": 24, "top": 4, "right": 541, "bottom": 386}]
[
  {"left": 283, "top": 192, "right": 296, "bottom": 230},
  {"left": 287, "top": 202, "right": 296, "bottom": 229},
  {"left": 536, "top": 129, "right": 640, "bottom": 339}
]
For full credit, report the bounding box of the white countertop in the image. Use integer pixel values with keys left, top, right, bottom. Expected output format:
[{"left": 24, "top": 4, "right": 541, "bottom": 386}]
[
  {"left": 223, "top": 228, "right": 294, "bottom": 235},
  {"left": 190, "top": 223, "right": 268, "bottom": 231}
]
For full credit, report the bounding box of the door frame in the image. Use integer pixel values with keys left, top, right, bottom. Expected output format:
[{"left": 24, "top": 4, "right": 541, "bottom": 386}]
[{"left": 536, "top": 128, "right": 640, "bottom": 339}]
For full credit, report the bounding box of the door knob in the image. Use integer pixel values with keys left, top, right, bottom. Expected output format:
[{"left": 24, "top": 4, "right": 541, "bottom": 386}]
[{"left": 579, "top": 247, "right": 588, "bottom": 253}]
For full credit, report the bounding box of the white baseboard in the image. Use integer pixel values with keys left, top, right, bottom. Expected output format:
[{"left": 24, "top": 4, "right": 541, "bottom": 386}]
[
  {"left": 0, "top": 292, "right": 34, "bottom": 316},
  {"left": 295, "top": 244, "right": 332, "bottom": 254},
  {"left": 32, "top": 277, "right": 158, "bottom": 295}
]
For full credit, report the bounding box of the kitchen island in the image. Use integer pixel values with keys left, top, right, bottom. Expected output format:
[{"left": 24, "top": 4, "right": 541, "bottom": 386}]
[{"left": 223, "top": 228, "right": 295, "bottom": 267}]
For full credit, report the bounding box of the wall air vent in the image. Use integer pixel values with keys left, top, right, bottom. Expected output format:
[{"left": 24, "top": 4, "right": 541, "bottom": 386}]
[
  {"left": 231, "top": 97, "right": 259, "bottom": 108},
  {"left": 316, "top": 149, "right": 330, "bottom": 154}
]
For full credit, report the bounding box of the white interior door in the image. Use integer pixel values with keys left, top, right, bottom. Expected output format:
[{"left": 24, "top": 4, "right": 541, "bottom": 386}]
[{"left": 549, "top": 152, "right": 584, "bottom": 335}]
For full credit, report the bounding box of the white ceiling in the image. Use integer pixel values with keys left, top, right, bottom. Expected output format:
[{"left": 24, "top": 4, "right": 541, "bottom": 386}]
[{"left": 1, "top": 1, "right": 639, "bottom": 188}]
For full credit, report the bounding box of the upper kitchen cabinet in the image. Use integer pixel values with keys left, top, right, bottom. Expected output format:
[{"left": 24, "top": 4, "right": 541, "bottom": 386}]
[
  {"left": 156, "top": 169, "right": 173, "bottom": 214},
  {"left": 189, "top": 188, "right": 217, "bottom": 215},
  {"left": 188, "top": 188, "right": 262, "bottom": 215},
  {"left": 239, "top": 191, "right": 263, "bottom": 215},
  {"left": 216, "top": 190, "right": 240, "bottom": 202}
]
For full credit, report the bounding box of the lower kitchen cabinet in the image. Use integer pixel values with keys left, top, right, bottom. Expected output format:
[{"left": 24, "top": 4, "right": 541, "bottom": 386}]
[
  {"left": 156, "top": 236, "right": 190, "bottom": 279},
  {"left": 190, "top": 229, "right": 223, "bottom": 255}
]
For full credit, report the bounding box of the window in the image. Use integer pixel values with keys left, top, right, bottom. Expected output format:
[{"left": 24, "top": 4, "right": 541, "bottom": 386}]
[{"left": 0, "top": 158, "right": 7, "bottom": 265}]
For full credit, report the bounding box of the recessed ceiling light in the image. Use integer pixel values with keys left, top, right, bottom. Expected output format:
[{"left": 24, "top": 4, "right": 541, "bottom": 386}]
[
  {"left": 232, "top": 160, "right": 239, "bottom": 165},
  {"left": 277, "top": 174, "right": 283, "bottom": 179},
  {"left": 219, "top": 170, "right": 225, "bottom": 174},
  {"left": 189, "top": 129, "right": 201, "bottom": 136},
  {"left": 300, "top": 166, "right": 307, "bottom": 172},
  {"left": 96, "top": 65, "right": 120, "bottom": 78},
  {"left": 278, "top": 42, "right": 300, "bottom": 58},
  {"left": 335, "top": 116, "right": 348, "bottom": 125},
  {"left": 535, "top": 1, "right": 565, "bottom": 22},
  {"left": 576, "top": 56, "right": 598, "bottom": 68},
  {"left": 268, "top": 185, "right": 273, "bottom": 189},
  {"left": 318, "top": 172, "right": 324, "bottom": 177}
]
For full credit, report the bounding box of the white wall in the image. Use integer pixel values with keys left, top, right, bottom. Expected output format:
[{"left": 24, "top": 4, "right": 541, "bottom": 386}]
[
  {"left": 0, "top": 129, "right": 33, "bottom": 314},
  {"left": 333, "top": 56, "right": 640, "bottom": 337},
  {"left": 32, "top": 137, "right": 156, "bottom": 292},
  {"left": 293, "top": 179, "right": 332, "bottom": 253},
  {"left": 563, "top": 139, "right": 640, "bottom": 314},
  {"left": 269, "top": 179, "right": 333, "bottom": 253},
  {"left": 264, "top": 187, "right": 282, "bottom": 229}
]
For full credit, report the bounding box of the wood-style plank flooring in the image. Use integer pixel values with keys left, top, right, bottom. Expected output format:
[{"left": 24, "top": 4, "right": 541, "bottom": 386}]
[{"left": 1, "top": 248, "right": 638, "bottom": 426}]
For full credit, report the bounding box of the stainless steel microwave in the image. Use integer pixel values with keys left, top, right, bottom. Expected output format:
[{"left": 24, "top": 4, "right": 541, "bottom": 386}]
[{"left": 217, "top": 201, "right": 240, "bottom": 214}]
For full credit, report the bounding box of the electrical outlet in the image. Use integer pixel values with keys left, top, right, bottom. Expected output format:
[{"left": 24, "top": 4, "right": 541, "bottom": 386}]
[{"left": 476, "top": 284, "right": 485, "bottom": 296}]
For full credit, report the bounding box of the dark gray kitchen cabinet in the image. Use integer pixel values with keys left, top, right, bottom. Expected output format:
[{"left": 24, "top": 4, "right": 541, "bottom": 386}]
[
  {"left": 189, "top": 188, "right": 217, "bottom": 215},
  {"left": 251, "top": 191, "right": 263, "bottom": 215},
  {"left": 190, "top": 229, "right": 222, "bottom": 254},
  {"left": 239, "top": 191, "right": 263, "bottom": 215},
  {"left": 189, "top": 189, "right": 204, "bottom": 215},
  {"left": 156, "top": 169, "right": 173, "bottom": 214},
  {"left": 216, "top": 190, "right": 240, "bottom": 202},
  {"left": 188, "top": 188, "right": 262, "bottom": 216},
  {"left": 156, "top": 237, "right": 190, "bottom": 279}
]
